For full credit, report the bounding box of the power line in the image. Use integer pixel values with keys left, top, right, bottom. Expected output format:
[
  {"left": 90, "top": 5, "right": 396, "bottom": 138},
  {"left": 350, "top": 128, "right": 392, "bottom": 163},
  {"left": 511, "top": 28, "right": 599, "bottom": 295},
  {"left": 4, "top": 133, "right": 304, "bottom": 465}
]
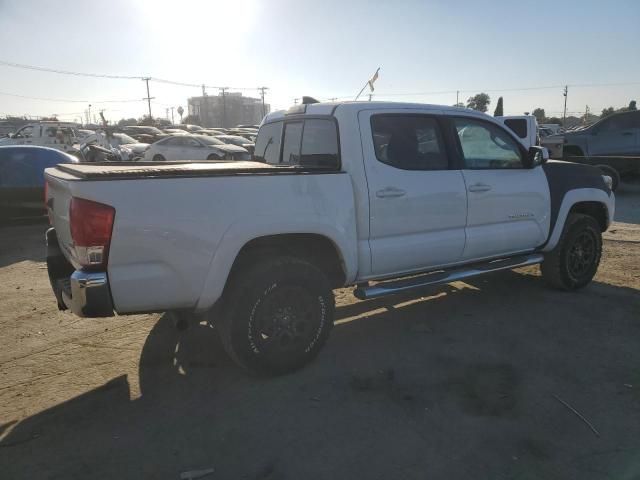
[
  {"left": 0, "top": 90, "right": 142, "bottom": 104},
  {"left": 0, "top": 59, "right": 266, "bottom": 91},
  {"left": 0, "top": 59, "right": 141, "bottom": 79}
]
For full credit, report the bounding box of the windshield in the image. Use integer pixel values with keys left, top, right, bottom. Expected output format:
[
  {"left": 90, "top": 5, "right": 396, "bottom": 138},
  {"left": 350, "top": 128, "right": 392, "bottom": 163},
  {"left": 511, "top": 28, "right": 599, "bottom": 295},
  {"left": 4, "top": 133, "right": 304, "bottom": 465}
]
[
  {"left": 221, "top": 136, "right": 247, "bottom": 146},
  {"left": 113, "top": 133, "right": 138, "bottom": 144}
]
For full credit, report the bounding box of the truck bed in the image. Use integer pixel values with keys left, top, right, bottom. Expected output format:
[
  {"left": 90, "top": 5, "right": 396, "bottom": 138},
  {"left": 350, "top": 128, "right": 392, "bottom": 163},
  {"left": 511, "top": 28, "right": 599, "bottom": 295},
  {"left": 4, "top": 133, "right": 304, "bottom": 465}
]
[{"left": 53, "top": 161, "right": 336, "bottom": 181}]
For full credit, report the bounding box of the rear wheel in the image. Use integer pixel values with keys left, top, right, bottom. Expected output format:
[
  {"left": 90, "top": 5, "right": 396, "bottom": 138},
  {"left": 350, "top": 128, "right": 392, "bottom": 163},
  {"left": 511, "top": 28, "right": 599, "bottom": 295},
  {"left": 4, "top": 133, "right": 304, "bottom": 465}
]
[
  {"left": 595, "top": 164, "right": 620, "bottom": 192},
  {"left": 219, "top": 257, "right": 334, "bottom": 375},
  {"left": 541, "top": 213, "right": 602, "bottom": 290},
  {"left": 152, "top": 154, "right": 165, "bottom": 162}
]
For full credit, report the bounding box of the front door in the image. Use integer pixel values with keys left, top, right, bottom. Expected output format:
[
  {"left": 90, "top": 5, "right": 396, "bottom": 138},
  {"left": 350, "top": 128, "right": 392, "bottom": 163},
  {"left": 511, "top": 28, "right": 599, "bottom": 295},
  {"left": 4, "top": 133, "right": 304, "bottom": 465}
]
[
  {"left": 359, "top": 110, "right": 468, "bottom": 277},
  {"left": 452, "top": 116, "right": 550, "bottom": 261},
  {"left": 589, "top": 111, "right": 640, "bottom": 157}
]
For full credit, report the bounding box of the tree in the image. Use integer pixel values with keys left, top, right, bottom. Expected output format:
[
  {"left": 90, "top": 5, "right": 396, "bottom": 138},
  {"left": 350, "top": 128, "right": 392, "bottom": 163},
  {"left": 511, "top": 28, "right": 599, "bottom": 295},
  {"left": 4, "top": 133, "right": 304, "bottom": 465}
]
[
  {"left": 629, "top": 100, "right": 637, "bottom": 111},
  {"left": 601, "top": 107, "right": 615, "bottom": 118},
  {"left": 453, "top": 102, "right": 465, "bottom": 108},
  {"left": 545, "top": 116, "right": 562, "bottom": 125},
  {"left": 493, "top": 97, "right": 504, "bottom": 116},
  {"left": 118, "top": 118, "right": 138, "bottom": 127},
  {"left": 182, "top": 115, "right": 201, "bottom": 125},
  {"left": 532, "top": 108, "right": 546, "bottom": 123},
  {"left": 466, "top": 93, "right": 491, "bottom": 112}
]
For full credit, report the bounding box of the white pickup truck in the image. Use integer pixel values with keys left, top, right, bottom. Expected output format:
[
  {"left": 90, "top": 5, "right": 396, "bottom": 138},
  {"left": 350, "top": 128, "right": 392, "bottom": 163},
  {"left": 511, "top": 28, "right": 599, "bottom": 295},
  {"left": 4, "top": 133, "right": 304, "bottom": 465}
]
[{"left": 44, "top": 101, "right": 615, "bottom": 375}]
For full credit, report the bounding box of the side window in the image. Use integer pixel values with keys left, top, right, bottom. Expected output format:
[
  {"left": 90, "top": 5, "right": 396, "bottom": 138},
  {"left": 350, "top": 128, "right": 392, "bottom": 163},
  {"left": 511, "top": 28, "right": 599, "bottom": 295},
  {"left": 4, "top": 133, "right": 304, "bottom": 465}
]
[
  {"left": 164, "top": 137, "right": 181, "bottom": 147},
  {"left": 503, "top": 119, "right": 528, "bottom": 139},
  {"left": 454, "top": 118, "right": 523, "bottom": 169},
  {"left": 184, "top": 138, "right": 201, "bottom": 147},
  {"left": 371, "top": 115, "right": 448, "bottom": 170},
  {"left": 281, "top": 122, "right": 303, "bottom": 165},
  {"left": 254, "top": 121, "right": 282, "bottom": 164},
  {"left": 300, "top": 119, "right": 339, "bottom": 168}
]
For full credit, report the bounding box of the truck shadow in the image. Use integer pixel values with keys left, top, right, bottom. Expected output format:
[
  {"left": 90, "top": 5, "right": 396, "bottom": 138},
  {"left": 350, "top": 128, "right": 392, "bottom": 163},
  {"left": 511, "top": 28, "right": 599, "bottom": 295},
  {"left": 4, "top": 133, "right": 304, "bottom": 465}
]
[{"left": 2, "top": 270, "right": 640, "bottom": 479}]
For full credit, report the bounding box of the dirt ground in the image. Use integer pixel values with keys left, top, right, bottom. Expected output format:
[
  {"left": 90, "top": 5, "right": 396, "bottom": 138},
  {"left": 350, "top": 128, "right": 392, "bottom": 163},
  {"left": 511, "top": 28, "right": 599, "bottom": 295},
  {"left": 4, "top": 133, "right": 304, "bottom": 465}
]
[{"left": 1, "top": 184, "right": 639, "bottom": 480}]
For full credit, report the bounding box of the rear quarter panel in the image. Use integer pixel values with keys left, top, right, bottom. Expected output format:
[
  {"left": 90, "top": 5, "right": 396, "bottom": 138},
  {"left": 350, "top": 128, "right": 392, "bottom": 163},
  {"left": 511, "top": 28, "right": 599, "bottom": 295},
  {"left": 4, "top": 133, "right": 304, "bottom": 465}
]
[{"left": 67, "top": 172, "right": 358, "bottom": 313}]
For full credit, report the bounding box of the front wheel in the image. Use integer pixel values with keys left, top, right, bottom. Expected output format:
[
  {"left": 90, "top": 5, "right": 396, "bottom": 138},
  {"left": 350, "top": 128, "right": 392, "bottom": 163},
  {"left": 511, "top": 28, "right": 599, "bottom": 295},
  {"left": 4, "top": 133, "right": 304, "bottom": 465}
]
[
  {"left": 541, "top": 213, "right": 602, "bottom": 290},
  {"left": 219, "top": 257, "right": 334, "bottom": 375}
]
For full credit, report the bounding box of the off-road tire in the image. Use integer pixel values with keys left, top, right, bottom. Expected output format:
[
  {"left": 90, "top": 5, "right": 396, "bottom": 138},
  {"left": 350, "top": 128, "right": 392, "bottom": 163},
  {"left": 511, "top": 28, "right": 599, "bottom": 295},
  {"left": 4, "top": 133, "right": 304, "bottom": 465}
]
[
  {"left": 595, "top": 164, "right": 620, "bottom": 192},
  {"left": 152, "top": 154, "right": 165, "bottom": 162},
  {"left": 541, "top": 213, "right": 602, "bottom": 290},
  {"left": 219, "top": 257, "right": 334, "bottom": 375}
]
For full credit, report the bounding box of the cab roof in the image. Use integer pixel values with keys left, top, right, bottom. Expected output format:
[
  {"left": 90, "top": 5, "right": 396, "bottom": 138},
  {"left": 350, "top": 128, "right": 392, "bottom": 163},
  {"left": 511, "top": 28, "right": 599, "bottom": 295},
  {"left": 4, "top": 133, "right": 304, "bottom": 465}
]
[{"left": 262, "top": 101, "right": 495, "bottom": 124}]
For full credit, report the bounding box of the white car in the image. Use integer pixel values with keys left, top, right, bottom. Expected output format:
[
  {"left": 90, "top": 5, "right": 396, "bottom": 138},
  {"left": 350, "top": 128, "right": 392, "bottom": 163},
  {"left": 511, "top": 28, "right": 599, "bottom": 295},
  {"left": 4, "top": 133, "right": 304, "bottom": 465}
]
[
  {"left": 144, "top": 134, "right": 250, "bottom": 161},
  {"left": 109, "top": 133, "right": 149, "bottom": 159}
]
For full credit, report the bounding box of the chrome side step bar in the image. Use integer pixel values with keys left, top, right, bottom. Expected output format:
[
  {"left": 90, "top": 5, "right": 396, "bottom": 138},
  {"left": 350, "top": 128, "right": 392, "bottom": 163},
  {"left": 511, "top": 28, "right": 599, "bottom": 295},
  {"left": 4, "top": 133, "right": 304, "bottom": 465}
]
[{"left": 353, "top": 254, "right": 544, "bottom": 300}]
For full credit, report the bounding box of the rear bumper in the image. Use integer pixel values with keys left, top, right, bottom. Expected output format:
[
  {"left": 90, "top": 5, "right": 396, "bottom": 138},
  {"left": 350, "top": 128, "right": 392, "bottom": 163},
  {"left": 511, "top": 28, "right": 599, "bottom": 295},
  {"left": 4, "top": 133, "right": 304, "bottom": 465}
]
[{"left": 46, "top": 228, "right": 114, "bottom": 317}]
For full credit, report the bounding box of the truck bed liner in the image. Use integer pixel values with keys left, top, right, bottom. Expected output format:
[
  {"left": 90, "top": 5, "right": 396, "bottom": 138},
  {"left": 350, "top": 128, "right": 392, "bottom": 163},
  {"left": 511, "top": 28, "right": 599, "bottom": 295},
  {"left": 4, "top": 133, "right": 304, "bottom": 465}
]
[{"left": 55, "top": 161, "right": 337, "bottom": 180}]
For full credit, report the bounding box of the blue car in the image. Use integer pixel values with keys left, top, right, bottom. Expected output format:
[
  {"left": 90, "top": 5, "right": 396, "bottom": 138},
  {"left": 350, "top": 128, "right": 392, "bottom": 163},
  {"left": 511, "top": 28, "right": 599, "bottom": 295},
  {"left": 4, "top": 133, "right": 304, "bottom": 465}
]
[{"left": 0, "top": 146, "right": 78, "bottom": 219}]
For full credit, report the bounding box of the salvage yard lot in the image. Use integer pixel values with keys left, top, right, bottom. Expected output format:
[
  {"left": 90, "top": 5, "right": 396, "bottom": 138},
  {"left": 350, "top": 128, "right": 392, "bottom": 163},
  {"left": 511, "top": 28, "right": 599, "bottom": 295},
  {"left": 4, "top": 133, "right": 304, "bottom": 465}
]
[{"left": 1, "top": 186, "right": 640, "bottom": 480}]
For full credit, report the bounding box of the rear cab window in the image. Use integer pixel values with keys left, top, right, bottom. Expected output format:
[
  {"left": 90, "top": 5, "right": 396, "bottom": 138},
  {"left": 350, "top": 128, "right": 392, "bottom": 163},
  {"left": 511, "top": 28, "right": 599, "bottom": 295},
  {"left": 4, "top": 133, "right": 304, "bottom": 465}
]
[{"left": 255, "top": 117, "right": 340, "bottom": 168}]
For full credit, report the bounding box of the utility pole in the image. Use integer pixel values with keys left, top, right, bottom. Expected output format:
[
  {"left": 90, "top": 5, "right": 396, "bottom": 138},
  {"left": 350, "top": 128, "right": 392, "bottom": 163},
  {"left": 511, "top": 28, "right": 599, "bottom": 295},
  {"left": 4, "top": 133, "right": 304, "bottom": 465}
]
[
  {"left": 202, "top": 84, "right": 207, "bottom": 97},
  {"left": 562, "top": 85, "right": 568, "bottom": 128},
  {"left": 220, "top": 87, "right": 228, "bottom": 127},
  {"left": 170, "top": 107, "right": 175, "bottom": 124},
  {"left": 87, "top": 104, "right": 92, "bottom": 125},
  {"left": 368, "top": 94, "right": 372, "bottom": 101},
  {"left": 258, "top": 86, "right": 269, "bottom": 118},
  {"left": 142, "top": 77, "right": 154, "bottom": 121},
  {"left": 456, "top": 90, "right": 459, "bottom": 106},
  {"left": 584, "top": 105, "right": 590, "bottom": 124}
]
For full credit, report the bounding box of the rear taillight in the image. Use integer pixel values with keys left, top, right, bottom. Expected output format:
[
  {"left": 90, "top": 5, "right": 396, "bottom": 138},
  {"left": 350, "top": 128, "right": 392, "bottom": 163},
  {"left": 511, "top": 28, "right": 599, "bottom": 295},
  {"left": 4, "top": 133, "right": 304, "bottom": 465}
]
[{"left": 69, "top": 197, "right": 115, "bottom": 269}]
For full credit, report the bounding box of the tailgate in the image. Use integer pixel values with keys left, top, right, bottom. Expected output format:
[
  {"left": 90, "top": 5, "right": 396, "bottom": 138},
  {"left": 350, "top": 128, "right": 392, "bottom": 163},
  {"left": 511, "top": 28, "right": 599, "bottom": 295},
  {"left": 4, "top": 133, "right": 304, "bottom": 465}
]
[{"left": 44, "top": 167, "right": 76, "bottom": 266}]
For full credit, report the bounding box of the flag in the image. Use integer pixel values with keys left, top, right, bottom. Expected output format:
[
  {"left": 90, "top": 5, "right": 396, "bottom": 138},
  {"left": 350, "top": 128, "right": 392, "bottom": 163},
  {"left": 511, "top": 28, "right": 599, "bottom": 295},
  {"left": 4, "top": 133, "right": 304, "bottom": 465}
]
[{"left": 368, "top": 68, "right": 380, "bottom": 92}]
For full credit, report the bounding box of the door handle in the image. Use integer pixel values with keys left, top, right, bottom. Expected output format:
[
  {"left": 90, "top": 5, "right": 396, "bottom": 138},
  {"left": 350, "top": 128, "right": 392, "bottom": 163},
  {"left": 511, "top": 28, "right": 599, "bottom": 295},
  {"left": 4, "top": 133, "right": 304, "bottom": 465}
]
[
  {"left": 468, "top": 183, "right": 492, "bottom": 193},
  {"left": 376, "top": 187, "right": 406, "bottom": 198}
]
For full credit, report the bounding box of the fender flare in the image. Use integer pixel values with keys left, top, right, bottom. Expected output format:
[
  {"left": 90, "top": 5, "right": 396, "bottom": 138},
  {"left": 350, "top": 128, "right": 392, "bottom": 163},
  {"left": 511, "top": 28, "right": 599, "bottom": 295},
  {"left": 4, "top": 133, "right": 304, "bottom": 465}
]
[
  {"left": 194, "top": 217, "right": 358, "bottom": 312},
  {"left": 542, "top": 188, "right": 614, "bottom": 252}
]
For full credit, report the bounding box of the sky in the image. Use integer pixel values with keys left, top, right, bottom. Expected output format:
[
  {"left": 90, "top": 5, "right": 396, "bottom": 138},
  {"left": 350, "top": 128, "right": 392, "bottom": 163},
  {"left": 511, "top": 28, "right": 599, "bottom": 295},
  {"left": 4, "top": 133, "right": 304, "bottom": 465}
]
[{"left": 0, "top": 0, "right": 639, "bottom": 123}]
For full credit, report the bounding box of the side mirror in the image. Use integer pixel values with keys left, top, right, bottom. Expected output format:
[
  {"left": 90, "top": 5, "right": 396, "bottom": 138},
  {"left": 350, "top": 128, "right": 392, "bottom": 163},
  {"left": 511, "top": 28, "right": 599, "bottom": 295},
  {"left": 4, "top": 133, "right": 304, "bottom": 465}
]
[{"left": 525, "top": 146, "right": 547, "bottom": 168}]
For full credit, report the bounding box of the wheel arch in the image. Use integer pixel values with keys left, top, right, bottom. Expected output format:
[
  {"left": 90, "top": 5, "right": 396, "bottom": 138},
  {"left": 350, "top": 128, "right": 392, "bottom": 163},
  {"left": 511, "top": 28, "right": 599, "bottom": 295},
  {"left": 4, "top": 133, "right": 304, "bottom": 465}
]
[
  {"left": 543, "top": 188, "right": 614, "bottom": 252},
  {"left": 195, "top": 226, "right": 356, "bottom": 312}
]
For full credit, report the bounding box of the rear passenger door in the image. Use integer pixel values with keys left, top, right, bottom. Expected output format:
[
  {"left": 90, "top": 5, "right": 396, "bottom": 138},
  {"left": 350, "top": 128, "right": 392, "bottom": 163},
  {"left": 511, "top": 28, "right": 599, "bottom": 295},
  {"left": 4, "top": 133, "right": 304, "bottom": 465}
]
[{"left": 359, "top": 110, "right": 468, "bottom": 277}]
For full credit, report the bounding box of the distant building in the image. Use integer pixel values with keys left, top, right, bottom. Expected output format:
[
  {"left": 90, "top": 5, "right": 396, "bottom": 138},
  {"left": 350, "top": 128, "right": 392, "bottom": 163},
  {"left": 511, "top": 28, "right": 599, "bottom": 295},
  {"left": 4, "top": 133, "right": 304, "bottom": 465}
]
[{"left": 188, "top": 93, "right": 269, "bottom": 128}]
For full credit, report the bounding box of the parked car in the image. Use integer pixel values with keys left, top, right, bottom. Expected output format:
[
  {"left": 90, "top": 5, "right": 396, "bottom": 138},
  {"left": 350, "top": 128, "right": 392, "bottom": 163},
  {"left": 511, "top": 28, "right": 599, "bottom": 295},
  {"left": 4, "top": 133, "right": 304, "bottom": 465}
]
[
  {"left": 143, "top": 134, "right": 250, "bottom": 161},
  {"left": 120, "top": 126, "right": 168, "bottom": 144},
  {"left": 0, "top": 121, "right": 79, "bottom": 154},
  {"left": 215, "top": 134, "right": 255, "bottom": 154},
  {"left": 162, "top": 128, "right": 191, "bottom": 136},
  {"left": 192, "top": 130, "right": 220, "bottom": 137},
  {"left": 167, "top": 124, "right": 204, "bottom": 133},
  {"left": 44, "top": 101, "right": 614, "bottom": 375},
  {"left": 562, "top": 110, "right": 640, "bottom": 189},
  {"left": 1, "top": 146, "right": 77, "bottom": 220},
  {"left": 109, "top": 133, "right": 149, "bottom": 160}
]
